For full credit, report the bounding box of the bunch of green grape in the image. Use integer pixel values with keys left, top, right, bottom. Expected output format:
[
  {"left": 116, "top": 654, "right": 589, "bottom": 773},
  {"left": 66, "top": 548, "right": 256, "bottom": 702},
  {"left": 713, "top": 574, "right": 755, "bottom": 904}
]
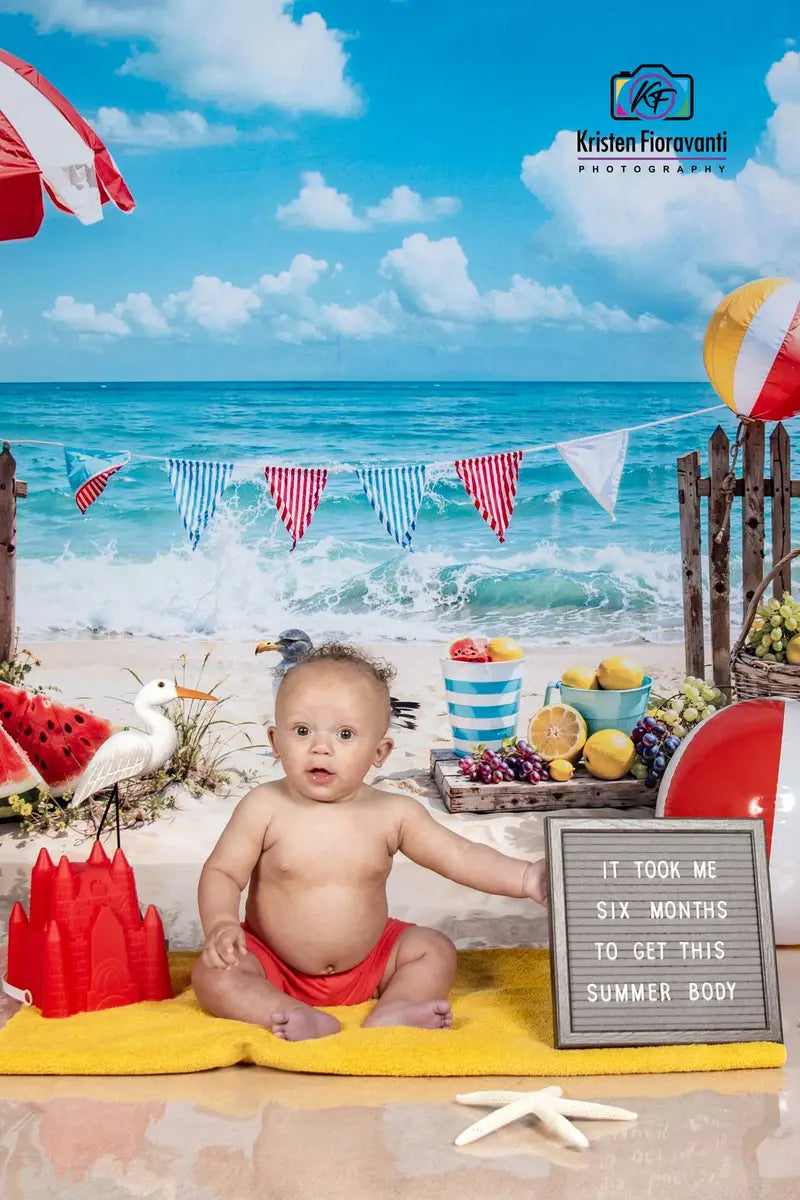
[
  {"left": 745, "top": 593, "right": 800, "bottom": 663},
  {"left": 647, "top": 676, "right": 727, "bottom": 740}
]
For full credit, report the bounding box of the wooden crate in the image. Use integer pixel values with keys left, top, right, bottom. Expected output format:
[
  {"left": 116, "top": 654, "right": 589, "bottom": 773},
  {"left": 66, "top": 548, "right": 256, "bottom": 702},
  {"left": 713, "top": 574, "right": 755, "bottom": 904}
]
[{"left": 430, "top": 750, "right": 655, "bottom": 815}]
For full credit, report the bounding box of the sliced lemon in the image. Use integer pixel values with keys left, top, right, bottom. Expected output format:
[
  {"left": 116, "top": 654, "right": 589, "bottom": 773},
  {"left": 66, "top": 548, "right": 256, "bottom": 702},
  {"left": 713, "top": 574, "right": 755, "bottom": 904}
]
[{"left": 528, "top": 703, "right": 587, "bottom": 763}]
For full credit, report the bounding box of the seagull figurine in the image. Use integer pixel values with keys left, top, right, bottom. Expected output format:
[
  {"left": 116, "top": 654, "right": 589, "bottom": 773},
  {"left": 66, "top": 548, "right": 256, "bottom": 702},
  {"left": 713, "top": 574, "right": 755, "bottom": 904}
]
[
  {"left": 70, "top": 679, "right": 218, "bottom": 846},
  {"left": 254, "top": 629, "right": 420, "bottom": 729}
]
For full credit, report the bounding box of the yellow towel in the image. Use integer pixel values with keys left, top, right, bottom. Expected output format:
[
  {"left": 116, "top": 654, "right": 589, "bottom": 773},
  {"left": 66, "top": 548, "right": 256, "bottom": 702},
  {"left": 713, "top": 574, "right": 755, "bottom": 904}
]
[{"left": 0, "top": 949, "right": 785, "bottom": 1077}]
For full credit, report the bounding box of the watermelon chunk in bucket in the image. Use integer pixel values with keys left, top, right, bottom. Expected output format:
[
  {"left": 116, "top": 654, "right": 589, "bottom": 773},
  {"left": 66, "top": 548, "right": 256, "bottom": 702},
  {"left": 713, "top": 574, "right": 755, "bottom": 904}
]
[
  {"left": 0, "top": 681, "right": 113, "bottom": 796},
  {"left": 0, "top": 723, "right": 44, "bottom": 799}
]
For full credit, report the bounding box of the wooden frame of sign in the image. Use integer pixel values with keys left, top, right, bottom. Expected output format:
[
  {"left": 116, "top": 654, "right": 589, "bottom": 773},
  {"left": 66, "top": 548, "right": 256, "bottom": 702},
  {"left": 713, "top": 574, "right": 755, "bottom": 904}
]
[{"left": 545, "top": 817, "right": 783, "bottom": 1049}]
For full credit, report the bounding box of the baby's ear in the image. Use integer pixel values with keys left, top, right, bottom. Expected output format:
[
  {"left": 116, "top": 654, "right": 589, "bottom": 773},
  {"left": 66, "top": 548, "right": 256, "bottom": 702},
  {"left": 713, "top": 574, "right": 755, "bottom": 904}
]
[
  {"left": 373, "top": 736, "right": 394, "bottom": 766},
  {"left": 267, "top": 725, "right": 279, "bottom": 756}
]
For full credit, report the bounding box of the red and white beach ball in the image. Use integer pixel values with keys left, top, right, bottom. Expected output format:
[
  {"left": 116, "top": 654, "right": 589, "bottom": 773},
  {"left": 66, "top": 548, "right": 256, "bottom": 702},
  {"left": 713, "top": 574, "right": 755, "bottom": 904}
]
[
  {"left": 703, "top": 277, "right": 800, "bottom": 421},
  {"left": 657, "top": 698, "right": 800, "bottom": 945}
]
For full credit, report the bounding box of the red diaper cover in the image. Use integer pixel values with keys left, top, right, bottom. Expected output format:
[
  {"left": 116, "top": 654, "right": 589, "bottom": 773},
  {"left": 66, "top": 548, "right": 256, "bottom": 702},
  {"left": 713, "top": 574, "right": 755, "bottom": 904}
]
[{"left": 241, "top": 918, "right": 414, "bottom": 1006}]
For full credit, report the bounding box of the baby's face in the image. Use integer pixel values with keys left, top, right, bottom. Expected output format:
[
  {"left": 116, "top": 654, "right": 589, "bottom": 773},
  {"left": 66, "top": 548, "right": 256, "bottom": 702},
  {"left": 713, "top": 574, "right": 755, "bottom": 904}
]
[{"left": 268, "top": 663, "right": 393, "bottom": 802}]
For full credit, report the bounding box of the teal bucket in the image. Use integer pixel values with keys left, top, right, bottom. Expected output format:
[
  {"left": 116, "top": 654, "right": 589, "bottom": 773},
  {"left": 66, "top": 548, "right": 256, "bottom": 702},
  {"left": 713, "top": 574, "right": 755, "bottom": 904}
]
[{"left": 544, "top": 676, "right": 653, "bottom": 737}]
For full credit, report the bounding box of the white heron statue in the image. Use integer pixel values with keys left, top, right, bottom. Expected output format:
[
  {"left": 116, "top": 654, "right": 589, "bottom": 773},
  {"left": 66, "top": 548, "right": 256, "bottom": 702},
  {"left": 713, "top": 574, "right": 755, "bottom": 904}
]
[{"left": 71, "top": 678, "right": 218, "bottom": 845}]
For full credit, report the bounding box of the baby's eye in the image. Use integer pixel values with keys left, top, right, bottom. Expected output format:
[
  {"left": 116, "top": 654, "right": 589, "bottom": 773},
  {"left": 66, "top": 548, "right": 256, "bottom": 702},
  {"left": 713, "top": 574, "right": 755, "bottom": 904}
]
[
  {"left": 293, "top": 725, "right": 310, "bottom": 737},
  {"left": 338, "top": 728, "right": 355, "bottom": 741}
]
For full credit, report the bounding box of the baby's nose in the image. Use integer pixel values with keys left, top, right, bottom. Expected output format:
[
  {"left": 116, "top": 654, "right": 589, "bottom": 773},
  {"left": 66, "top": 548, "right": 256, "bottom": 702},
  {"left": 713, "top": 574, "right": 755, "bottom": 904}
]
[{"left": 310, "top": 735, "right": 334, "bottom": 754}]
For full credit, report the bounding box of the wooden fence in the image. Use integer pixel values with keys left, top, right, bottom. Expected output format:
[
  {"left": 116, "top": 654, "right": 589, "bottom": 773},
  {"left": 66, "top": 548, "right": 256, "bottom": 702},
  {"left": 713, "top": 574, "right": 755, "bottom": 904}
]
[
  {"left": 0, "top": 443, "right": 26, "bottom": 664},
  {"left": 678, "top": 422, "right": 797, "bottom": 690}
]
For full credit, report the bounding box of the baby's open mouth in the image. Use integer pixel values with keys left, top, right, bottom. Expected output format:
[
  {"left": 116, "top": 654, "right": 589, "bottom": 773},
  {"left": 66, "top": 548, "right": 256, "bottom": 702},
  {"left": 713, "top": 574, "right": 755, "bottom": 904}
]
[{"left": 308, "top": 767, "right": 334, "bottom": 783}]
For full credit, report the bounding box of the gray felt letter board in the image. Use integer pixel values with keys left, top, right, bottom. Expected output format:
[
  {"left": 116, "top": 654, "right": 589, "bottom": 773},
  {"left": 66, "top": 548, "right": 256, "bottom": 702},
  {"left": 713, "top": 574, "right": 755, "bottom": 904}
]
[{"left": 545, "top": 817, "right": 783, "bottom": 1048}]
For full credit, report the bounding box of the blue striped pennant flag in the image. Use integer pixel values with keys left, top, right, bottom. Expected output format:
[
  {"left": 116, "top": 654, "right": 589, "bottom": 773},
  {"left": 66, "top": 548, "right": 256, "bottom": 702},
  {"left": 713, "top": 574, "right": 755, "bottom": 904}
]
[
  {"left": 168, "top": 459, "right": 234, "bottom": 549},
  {"left": 356, "top": 465, "right": 427, "bottom": 550}
]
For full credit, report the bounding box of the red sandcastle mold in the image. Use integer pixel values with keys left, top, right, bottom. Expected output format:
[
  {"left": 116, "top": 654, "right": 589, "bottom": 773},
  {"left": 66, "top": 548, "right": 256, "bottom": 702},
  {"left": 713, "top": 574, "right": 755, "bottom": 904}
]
[{"left": 6, "top": 843, "right": 173, "bottom": 1018}]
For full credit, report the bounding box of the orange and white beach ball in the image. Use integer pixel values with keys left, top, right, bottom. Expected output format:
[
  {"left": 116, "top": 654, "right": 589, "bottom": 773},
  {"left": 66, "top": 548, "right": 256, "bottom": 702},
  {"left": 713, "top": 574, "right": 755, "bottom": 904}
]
[
  {"left": 656, "top": 697, "right": 800, "bottom": 945},
  {"left": 703, "top": 277, "right": 800, "bottom": 421}
]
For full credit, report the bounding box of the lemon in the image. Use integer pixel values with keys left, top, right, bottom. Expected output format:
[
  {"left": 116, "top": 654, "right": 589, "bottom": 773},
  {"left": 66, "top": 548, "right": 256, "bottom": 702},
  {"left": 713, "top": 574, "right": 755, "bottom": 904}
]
[
  {"left": 528, "top": 703, "right": 587, "bottom": 763},
  {"left": 548, "top": 758, "right": 575, "bottom": 782},
  {"left": 596, "top": 655, "right": 645, "bottom": 690},
  {"left": 487, "top": 636, "right": 524, "bottom": 661},
  {"left": 583, "top": 729, "right": 636, "bottom": 780},
  {"left": 787, "top": 635, "right": 800, "bottom": 665},
  {"left": 561, "top": 666, "right": 599, "bottom": 689}
]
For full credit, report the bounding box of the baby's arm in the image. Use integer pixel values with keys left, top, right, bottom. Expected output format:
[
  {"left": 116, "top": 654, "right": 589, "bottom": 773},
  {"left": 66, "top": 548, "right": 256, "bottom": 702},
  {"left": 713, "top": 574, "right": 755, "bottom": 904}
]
[
  {"left": 198, "top": 787, "right": 271, "bottom": 968},
  {"left": 394, "top": 796, "right": 548, "bottom": 904}
]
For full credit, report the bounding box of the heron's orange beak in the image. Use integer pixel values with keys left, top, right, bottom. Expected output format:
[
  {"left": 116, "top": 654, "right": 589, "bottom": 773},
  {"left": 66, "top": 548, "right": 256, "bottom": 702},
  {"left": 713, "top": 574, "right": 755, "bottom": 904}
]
[
  {"left": 175, "top": 685, "right": 218, "bottom": 702},
  {"left": 254, "top": 641, "right": 280, "bottom": 655}
]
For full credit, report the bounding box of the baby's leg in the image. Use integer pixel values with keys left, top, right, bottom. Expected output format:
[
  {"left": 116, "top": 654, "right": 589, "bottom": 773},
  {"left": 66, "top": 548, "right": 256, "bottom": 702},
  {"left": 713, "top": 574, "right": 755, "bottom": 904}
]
[
  {"left": 192, "top": 951, "right": 341, "bottom": 1041},
  {"left": 362, "top": 927, "right": 456, "bottom": 1030}
]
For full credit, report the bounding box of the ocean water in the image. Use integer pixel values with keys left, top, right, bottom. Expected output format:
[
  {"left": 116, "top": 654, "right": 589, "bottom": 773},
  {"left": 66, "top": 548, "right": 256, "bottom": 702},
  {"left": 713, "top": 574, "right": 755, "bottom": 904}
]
[{"left": 0, "top": 381, "right": 783, "bottom": 646}]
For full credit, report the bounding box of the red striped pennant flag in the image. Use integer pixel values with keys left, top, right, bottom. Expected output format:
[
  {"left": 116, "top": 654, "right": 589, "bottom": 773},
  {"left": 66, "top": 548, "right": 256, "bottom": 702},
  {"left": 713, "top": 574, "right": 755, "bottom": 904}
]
[
  {"left": 64, "top": 447, "right": 129, "bottom": 514},
  {"left": 265, "top": 466, "right": 328, "bottom": 549},
  {"left": 455, "top": 451, "right": 522, "bottom": 543}
]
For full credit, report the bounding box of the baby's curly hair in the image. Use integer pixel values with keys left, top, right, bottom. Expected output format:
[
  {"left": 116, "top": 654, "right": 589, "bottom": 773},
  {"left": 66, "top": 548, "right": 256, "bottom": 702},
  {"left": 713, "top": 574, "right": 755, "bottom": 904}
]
[{"left": 281, "top": 642, "right": 396, "bottom": 723}]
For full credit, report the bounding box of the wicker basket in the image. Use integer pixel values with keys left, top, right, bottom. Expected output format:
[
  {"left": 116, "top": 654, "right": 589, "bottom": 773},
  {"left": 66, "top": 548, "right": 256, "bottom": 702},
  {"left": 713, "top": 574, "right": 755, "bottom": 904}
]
[{"left": 730, "top": 546, "right": 800, "bottom": 701}]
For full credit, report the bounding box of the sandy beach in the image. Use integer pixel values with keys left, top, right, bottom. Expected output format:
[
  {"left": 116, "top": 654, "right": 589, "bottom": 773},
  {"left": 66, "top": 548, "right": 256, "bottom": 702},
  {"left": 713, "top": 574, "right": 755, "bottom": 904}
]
[{"left": 0, "top": 636, "right": 687, "bottom": 952}]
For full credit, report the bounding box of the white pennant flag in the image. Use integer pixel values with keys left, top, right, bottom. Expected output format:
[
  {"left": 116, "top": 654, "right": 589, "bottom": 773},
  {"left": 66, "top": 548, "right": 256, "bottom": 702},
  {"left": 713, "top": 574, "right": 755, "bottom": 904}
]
[{"left": 556, "top": 430, "right": 629, "bottom": 520}]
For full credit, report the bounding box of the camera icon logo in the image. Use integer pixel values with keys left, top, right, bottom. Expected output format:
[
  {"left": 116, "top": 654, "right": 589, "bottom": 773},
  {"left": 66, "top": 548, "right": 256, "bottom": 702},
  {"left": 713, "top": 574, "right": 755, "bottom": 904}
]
[{"left": 611, "top": 65, "right": 694, "bottom": 121}]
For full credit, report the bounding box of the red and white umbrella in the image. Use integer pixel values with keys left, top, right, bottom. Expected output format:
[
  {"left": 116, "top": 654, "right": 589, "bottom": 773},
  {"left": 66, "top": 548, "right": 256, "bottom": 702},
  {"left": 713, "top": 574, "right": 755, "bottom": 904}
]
[{"left": 0, "top": 48, "right": 134, "bottom": 242}]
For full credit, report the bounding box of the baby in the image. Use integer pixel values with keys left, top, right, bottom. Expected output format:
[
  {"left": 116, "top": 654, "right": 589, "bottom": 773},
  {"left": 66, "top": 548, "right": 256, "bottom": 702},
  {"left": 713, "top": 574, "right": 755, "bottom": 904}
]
[{"left": 192, "top": 643, "right": 548, "bottom": 1042}]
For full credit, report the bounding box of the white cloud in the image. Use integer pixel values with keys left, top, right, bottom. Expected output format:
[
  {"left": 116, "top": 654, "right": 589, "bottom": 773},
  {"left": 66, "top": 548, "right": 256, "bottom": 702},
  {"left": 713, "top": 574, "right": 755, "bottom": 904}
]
[
  {"left": 259, "top": 253, "right": 330, "bottom": 294},
  {"left": 113, "top": 292, "right": 171, "bottom": 335},
  {"left": 364, "top": 185, "right": 460, "bottom": 223},
  {"left": 276, "top": 173, "right": 367, "bottom": 230},
  {"left": 378, "top": 233, "right": 659, "bottom": 332},
  {"left": 163, "top": 275, "right": 261, "bottom": 334},
  {"left": 766, "top": 50, "right": 800, "bottom": 103},
  {"left": 380, "top": 234, "right": 480, "bottom": 318},
  {"left": 518, "top": 52, "right": 800, "bottom": 309},
  {"left": 91, "top": 106, "right": 274, "bottom": 149},
  {"left": 276, "top": 173, "right": 460, "bottom": 229},
  {"left": 318, "top": 299, "right": 394, "bottom": 338},
  {"left": 43, "top": 296, "right": 130, "bottom": 337},
  {"left": 10, "top": 0, "right": 361, "bottom": 116}
]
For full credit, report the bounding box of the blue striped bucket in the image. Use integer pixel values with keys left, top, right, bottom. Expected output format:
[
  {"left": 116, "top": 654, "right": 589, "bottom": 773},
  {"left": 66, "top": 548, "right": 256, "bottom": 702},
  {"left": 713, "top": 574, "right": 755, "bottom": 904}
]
[{"left": 440, "top": 658, "right": 525, "bottom": 757}]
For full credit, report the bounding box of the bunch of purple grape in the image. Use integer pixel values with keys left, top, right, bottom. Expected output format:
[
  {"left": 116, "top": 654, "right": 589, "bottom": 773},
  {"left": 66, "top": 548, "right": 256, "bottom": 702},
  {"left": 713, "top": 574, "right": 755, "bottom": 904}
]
[
  {"left": 630, "top": 715, "right": 681, "bottom": 789},
  {"left": 459, "top": 739, "right": 550, "bottom": 785}
]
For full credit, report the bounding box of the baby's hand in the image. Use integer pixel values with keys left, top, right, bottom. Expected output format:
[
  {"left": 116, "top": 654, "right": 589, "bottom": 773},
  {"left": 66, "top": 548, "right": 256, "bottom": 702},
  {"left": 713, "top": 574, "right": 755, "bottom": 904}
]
[
  {"left": 521, "top": 859, "right": 549, "bottom": 906},
  {"left": 202, "top": 921, "right": 247, "bottom": 969}
]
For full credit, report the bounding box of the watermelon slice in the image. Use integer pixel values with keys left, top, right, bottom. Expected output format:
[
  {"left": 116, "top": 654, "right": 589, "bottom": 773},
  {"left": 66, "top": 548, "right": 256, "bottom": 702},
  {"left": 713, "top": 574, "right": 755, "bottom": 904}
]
[
  {"left": 449, "top": 637, "right": 491, "bottom": 662},
  {"left": 0, "top": 681, "right": 113, "bottom": 796},
  {"left": 0, "top": 722, "right": 44, "bottom": 799}
]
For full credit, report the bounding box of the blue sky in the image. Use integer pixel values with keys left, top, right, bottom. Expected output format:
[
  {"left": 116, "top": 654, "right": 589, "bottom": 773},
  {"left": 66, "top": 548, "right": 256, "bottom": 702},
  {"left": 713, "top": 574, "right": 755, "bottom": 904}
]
[{"left": 0, "top": 0, "right": 799, "bottom": 381}]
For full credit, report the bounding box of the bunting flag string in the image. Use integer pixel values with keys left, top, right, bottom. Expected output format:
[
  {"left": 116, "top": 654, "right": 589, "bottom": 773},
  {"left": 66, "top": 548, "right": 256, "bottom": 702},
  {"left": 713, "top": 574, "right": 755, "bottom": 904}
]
[
  {"left": 557, "top": 429, "right": 629, "bottom": 520},
  {"left": 455, "top": 451, "right": 522, "bottom": 543},
  {"left": 167, "top": 458, "right": 235, "bottom": 550},
  {"left": 64, "top": 446, "right": 130, "bottom": 513},
  {"left": 11, "top": 403, "right": 726, "bottom": 549},
  {"left": 265, "top": 466, "right": 328, "bottom": 549},
  {"left": 356, "top": 465, "right": 427, "bottom": 550}
]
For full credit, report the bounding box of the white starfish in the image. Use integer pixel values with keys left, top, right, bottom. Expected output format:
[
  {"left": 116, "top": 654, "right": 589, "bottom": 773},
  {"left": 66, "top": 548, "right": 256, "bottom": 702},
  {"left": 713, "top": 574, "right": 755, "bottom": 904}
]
[{"left": 453, "top": 1087, "right": 638, "bottom": 1150}]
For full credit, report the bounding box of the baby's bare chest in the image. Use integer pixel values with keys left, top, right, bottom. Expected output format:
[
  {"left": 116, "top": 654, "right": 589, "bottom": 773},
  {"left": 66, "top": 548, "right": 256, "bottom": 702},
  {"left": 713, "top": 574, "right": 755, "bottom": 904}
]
[{"left": 258, "top": 818, "right": 394, "bottom": 884}]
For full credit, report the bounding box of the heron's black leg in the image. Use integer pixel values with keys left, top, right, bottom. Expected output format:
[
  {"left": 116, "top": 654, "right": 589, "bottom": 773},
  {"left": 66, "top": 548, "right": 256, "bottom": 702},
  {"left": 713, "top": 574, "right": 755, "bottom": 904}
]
[{"left": 95, "top": 783, "right": 120, "bottom": 845}]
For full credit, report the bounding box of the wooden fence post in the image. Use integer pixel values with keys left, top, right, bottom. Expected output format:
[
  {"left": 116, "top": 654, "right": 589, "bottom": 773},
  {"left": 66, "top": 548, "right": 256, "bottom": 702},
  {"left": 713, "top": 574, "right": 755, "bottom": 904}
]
[
  {"left": 770, "top": 423, "right": 792, "bottom": 597},
  {"left": 707, "top": 426, "right": 731, "bottom": 690},
  {"left": 677, "top": 450, "right": 705, "bottom": 678},
  {"left": 0, "top": 443, "right": 19, "bottom": 663},
  {"left": 741, "top": 423, "right": 765, "bottom": 617}
]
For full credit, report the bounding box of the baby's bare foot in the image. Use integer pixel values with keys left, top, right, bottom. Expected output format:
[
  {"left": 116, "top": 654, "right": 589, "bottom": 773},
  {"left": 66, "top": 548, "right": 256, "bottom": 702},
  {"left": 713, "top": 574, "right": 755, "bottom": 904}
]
[
  {"left": 269, "top": 1007, "right": 342, "bottom": 1041},
  {"left": 362, "top": 999, "right": 453, "bottom": 1030}
]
